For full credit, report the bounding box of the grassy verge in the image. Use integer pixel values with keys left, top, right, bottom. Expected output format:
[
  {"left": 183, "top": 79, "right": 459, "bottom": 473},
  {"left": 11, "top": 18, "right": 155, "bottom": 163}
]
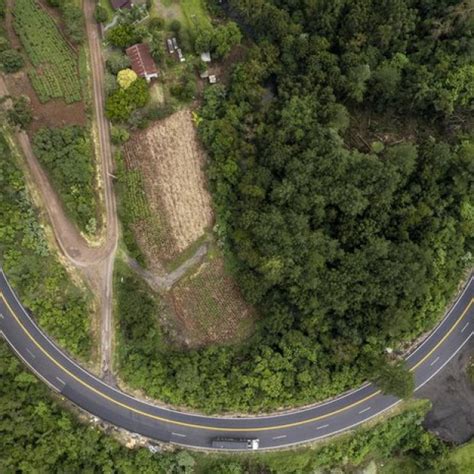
[{"left": 0, "top": 130, "right": 92, "bottom": 359}]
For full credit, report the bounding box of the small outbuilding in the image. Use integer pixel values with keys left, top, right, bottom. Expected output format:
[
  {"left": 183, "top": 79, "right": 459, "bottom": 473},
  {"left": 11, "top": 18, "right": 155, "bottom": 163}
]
[
  {"left": 200, "top": 51, "right": 211, "bottom": 63},
  {"left": 126, "top": 43, "right": 158, "bottom": 82}
]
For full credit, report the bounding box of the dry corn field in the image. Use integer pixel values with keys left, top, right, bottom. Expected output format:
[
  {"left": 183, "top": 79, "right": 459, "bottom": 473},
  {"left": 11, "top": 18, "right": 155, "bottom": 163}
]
[{"left": 123, "top": 109, "right": 213, "bottom": 264}]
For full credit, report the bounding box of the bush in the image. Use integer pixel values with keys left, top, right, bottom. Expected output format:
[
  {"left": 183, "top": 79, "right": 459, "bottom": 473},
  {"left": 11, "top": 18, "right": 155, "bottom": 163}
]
[
  {"left": 107, "top": 24, "right": 142, "bottom": 49},
  {"left": 8, "top": 96, "right": 32, "bottom": 130},
  {"left": 94, "top": 5, "right": 108, "bottom": 24},
  {"left": 106, "top": 51, "right": 131, "bottom": 75},
  {"left": 110, "top": 126, "right": 130, "bottom": 145},
  {"left": 169, "top": 19, "right": 181, "bottom": 33},
  {"left": 149, "top": 17, "right": 164, "bottom": 32},
  {"left": 0, "top": 49, "right": 24, "bottom": 72},
  {"left": 32, "top": 126, "right": 98, "bottom": 233},
  {"left": 105, "top": 77, "right": 150, "bottom": 122}
]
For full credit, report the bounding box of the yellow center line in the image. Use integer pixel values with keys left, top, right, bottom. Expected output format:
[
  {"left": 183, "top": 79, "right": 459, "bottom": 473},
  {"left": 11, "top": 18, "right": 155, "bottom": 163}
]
[
  {"left": 1, "top": 291, "right": 472, "bottom": 432},
  {"left": 409, "top": 299, "right": 473, "bottom": 372}
]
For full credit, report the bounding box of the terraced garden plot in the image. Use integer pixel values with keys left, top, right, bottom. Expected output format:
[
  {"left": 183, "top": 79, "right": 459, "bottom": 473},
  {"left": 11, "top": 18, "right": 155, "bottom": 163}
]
[
  {"left": 169, "top": 257, "right": 255, "bottom": 346},
  {"left": 13, "top": 0, "right": 82, "bottom": 103}
]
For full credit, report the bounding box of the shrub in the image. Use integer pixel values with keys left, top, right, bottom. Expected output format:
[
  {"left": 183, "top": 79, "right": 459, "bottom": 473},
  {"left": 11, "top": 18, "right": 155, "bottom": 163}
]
[{"left": 0, "top": 49, "right": 24, "bottom": 72}]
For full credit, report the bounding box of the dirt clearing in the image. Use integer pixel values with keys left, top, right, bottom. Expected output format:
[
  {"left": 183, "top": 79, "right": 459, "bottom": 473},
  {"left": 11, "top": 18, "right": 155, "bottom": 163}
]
[
  {"left": 168, "top": 255, "right": 256, "bottom": 347},
  {"left": 122, "top": 109, "right": 213, "bottom": 266},
  {"left": 417, "top": 337, "right": 474, "bottom": 444}
]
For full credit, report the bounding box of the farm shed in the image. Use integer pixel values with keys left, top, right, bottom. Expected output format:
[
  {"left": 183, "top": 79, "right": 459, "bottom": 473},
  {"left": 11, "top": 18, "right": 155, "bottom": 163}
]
[
  {"left": 126, "top": 43, "right": 158, "bottom": 82},
  {"left": 200, "top": 51, "right": 211, "bottom": 63}
]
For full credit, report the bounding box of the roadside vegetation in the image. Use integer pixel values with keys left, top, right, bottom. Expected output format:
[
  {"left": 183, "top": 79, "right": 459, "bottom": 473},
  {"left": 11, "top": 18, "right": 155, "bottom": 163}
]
[
  {"left": 2, "top": 338, "right": 473, "bottom": 472},
  {"left": 0, "top": 131, "right": 92, "bottom": 358},
  {"left": 32, "top": 126, "right": 99, "bottom": 235}
]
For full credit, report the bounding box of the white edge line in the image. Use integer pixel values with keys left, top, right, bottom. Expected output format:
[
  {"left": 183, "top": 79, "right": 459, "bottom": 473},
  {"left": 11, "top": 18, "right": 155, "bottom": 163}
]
[
  {"left": 0, "top": 330, "right": 61, "bottom": 393},
  {"left": 406, "top": 276, "right": 473, "bottom": 360},
  {"left": 173, "top": 401, "right": 403, "bottom": 451},
  {"left": 415, "top": 332, "right": 474, "bottom": 392},
  {"left": 26, "top": 348, "right": 36, "bottom": 359},
  {"left": 0, "top": 269, "right": 472, "bottom": 442},
  {"left": 1, "top": 272, "right": 377, "bottom": 421}
]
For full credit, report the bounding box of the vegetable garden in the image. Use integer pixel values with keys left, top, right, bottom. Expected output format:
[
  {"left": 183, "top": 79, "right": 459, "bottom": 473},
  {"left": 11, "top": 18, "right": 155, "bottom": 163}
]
[{"left": 13, "top": 0, "right": 82, "bottom": 103}]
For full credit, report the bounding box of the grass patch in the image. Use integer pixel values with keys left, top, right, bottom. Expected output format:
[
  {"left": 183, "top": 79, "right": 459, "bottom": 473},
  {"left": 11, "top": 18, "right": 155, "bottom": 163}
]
[
  {"left": 449, "top": 439, "right": 474, "bottom": 473},
  {"left": 180, "top": 0, "right": 212, "bottom": 33}
]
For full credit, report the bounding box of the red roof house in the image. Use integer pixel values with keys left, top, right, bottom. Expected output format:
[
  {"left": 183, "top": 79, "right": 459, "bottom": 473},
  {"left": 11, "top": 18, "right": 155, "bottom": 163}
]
[{"left": 125, "top": 44, "right": 158, "bottom": 82}]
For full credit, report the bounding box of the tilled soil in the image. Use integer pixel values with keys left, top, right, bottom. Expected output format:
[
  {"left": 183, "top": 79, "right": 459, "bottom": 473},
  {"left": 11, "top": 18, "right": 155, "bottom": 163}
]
[{"left": 417, "top": 337, "right": 474, "bottom": 444}]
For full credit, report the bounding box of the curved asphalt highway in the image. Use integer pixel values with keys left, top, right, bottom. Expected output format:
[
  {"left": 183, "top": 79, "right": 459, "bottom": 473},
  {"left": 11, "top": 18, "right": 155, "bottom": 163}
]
[{"left": 0, "top": 269, "right": 473, "bottom": 450}]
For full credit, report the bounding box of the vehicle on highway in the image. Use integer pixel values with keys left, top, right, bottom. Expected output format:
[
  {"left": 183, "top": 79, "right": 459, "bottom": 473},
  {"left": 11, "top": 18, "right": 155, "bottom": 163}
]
[{"left": 211, "top": 437, "right": 260, "bottom": 450}]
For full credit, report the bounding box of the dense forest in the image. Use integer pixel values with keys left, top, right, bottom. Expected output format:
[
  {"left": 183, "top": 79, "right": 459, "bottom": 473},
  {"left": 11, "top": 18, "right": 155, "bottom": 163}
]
[
  {"left": 116, "top": 0, "right": 473, "bottom": 412},
  {"left": 2, "top": 339, "right": 466, "bottom": 473}
]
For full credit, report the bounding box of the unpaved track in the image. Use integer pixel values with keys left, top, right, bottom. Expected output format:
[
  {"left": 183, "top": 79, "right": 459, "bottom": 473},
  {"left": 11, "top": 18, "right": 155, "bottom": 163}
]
[
  {"left": 125, "top": 243, "right": 209, "bottom": 292},
  {"left": 83, "top": 0, "right": 118, "bottom": 382}
]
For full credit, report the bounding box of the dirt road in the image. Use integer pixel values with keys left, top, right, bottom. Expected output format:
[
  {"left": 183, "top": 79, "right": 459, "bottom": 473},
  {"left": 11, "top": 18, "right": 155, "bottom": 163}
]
[{"left": 83, "top": 0, "right": 118, "bottom": 382}]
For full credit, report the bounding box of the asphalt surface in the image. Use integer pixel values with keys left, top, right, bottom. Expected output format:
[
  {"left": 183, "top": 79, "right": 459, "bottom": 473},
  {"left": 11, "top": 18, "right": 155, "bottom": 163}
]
[{"left": 0, "top": 270, "right": 473, "bottom": 451}]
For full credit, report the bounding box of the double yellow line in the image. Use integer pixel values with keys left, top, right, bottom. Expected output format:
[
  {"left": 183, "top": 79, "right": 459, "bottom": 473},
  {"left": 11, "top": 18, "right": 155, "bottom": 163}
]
[{"left": 0, "top": 292, "right": 472, "bottom": 432}]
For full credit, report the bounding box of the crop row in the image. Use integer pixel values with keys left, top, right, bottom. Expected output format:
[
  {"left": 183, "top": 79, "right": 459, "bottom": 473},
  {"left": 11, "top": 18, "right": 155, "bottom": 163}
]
[
  {"left": 13, "top": 0, "right": 82, "bottom": 103},
  {"left": 123, "top": 170, "right": 151, "bottom": 221}
]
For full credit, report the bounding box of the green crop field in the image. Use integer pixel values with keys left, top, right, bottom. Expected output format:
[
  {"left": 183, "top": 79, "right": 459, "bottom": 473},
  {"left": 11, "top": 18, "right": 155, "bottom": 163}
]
[{"left": 13, "top": 0, "right": 82, "bottom": 103}]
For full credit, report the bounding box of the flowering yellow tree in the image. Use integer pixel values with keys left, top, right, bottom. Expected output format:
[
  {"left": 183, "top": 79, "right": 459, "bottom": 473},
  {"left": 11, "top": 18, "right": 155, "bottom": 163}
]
[{"left": 117, "top": 68, "right": 138, "bottom": 89}]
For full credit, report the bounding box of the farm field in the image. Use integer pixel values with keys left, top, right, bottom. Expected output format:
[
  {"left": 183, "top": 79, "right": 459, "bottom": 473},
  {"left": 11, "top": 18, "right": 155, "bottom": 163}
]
[
  {"left": 169, "top": 255, "right": 256, "bottom": 346},
  {"left": 122, "top": 109, "right": 213, "bottom": 269},
  {"left": 13, "top": 0, "right": 82, "bottom": 103}
]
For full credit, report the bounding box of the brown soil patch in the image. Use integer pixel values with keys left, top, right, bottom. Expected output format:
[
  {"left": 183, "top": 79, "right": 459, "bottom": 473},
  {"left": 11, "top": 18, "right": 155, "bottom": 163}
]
[
  {"left": 168, "top": 257, "right": 255, "bottom": 347},
  {"left": 123, "top": 109, "right": 213, "bottom": 265},
  {"left": 4, "top": 71, "right": 87, "bottom": 133}
]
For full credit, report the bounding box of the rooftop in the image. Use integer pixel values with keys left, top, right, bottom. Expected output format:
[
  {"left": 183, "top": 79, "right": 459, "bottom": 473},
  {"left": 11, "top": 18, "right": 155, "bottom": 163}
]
[{"left": 126, "top": 43, "right": 158, "bottom": 78}]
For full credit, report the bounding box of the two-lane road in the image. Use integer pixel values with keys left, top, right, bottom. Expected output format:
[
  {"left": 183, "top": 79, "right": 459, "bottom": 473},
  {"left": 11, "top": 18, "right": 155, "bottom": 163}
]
[{"left": 0, "top": 269, "right": 473, "bottom": 450}]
